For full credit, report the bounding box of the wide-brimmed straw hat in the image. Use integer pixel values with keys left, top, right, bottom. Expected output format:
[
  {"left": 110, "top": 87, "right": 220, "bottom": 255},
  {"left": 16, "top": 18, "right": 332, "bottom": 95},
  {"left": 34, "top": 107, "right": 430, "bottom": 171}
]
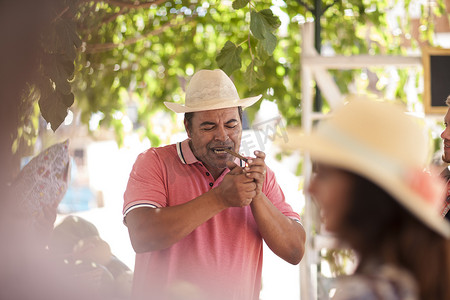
[
  {"left": 164, "top": 69, "right": 262, "bottom": 113},
  {"left": 293, "top": 99, "right": 450, "bottom": 238}
]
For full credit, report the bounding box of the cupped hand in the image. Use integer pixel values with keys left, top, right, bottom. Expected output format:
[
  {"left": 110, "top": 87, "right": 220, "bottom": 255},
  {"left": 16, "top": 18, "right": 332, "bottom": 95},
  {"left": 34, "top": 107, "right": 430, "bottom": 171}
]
[
  {"left": 213, "top": 161, "right": 256, "bottom": 207},
  {"left": 244, "top": 150, "right": 266, "bottom": 197}
]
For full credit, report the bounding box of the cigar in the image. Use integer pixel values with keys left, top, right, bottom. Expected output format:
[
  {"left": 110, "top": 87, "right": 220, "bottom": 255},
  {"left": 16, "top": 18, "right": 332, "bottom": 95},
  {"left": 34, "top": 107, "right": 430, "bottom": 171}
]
[{"left": 223, "top": 148, "right": 248, "bottom": 163}]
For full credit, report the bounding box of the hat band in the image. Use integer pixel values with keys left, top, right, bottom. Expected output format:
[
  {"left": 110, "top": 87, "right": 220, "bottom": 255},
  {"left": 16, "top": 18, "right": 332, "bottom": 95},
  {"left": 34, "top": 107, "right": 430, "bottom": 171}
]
[
  {"left": 320, "top": 122, "right": 446, "bottom": 213},
  {"left": 185, "top": 96, "right": 240, "bottom": 108}
]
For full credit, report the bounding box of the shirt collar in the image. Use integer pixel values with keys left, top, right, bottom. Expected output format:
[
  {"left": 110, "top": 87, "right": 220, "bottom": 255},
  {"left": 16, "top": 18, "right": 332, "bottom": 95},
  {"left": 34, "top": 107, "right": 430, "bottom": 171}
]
[{"left": 176, "top": 139, "right": 245, "bottom": 167}]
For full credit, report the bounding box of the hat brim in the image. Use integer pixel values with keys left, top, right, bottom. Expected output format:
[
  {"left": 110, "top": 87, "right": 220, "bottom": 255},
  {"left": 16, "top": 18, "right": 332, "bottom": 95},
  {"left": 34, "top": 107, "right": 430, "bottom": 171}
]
[
  {"left": 164, "top": 95, "right": 262, "bottom": 113},
  {"left": 291, "top": 131, "right": 450, "bottom": 238}
]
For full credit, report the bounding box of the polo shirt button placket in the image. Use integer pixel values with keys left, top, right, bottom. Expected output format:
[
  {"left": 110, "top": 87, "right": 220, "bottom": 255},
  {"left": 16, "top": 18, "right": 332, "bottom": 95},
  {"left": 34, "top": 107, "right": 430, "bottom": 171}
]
[
  {"left": 209, "top": 182, "right": 213, "bottom": 187},
  {"left": 206, "top": 172, "right": 210, "bottom": 177}
]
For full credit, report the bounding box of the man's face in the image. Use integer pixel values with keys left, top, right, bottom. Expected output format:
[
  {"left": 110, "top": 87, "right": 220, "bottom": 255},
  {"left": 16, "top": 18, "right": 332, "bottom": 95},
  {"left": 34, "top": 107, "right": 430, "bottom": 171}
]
[
  {"left": 441, "top": 108, "right": 450, "bottom": 163},
  {"left": 185, "top": 107, "right": 242, "bottom": 172}
]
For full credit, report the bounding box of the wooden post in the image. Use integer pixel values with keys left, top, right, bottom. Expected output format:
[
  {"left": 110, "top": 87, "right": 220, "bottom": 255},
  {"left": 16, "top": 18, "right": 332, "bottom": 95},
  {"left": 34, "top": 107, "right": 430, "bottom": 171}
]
[
  {"left": 313, "top": 0, "right": 323, "bottom": 112},
  {"left": 300, "top": 21, "right": 317, "bottom": 300}
]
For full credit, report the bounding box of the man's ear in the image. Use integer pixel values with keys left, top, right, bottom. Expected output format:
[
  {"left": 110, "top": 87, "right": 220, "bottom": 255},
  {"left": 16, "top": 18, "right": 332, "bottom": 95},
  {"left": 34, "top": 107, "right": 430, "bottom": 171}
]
[{"left": 184, "top": 118, "right": 191, "bottom": 138}]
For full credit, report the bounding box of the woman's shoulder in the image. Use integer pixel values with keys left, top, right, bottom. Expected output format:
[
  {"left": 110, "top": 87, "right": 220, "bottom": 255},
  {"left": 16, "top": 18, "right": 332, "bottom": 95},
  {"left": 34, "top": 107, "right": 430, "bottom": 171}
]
[{"left": 332, "top": 264, "right": 418, "bottom": 300}]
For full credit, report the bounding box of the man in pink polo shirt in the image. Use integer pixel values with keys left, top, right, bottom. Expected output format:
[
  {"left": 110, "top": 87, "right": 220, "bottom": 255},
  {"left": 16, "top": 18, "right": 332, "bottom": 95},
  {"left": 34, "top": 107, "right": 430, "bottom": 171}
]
[{"left": 123, "top": 69, "right": 306, "bottom": 300}]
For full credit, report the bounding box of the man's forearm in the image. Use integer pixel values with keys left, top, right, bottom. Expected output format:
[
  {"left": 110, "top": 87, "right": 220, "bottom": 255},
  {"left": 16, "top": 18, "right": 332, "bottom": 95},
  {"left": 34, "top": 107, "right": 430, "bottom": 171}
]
[
  {"left": 126, "top": 189, "right": 226, "bottom": 253},
  {"left": 250, "top": 194, "right": 306, "bottom": 265}
]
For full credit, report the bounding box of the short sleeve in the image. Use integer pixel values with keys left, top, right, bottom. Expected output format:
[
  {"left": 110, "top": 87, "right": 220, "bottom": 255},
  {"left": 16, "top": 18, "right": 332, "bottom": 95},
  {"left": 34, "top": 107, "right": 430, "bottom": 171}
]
[
  {"left": 262, "top": 166, "right": 301, "bottom": 222},
  {"left": 123, "top": 149, "right": 168, "bottom": 218}
]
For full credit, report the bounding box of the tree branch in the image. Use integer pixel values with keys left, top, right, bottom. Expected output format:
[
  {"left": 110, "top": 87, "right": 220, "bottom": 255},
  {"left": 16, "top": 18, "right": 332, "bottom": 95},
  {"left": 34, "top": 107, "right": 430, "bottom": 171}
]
[
  {"left": 80, "top": 7, "right": 128, "bottom": 33},
  {"left": 102, "top": 7, "right": 128, "bottom": 24},
  {"left": 90, "top": 0, "right": 169, "bottom": 9},
  {"left": 322, "top": 0, "right": 339, "bottom": 14},
  {"left": 85, "top": 15, "right": 195, "bottom": 53},
  {"left": 294, "top": 0, "right": 315, "bottom": 14},
  {"left": 52, "top": 6, "right": 70, "bottom": 23},
  {"left": 77, "top": 2, "right": 99, "bottom": 27}
]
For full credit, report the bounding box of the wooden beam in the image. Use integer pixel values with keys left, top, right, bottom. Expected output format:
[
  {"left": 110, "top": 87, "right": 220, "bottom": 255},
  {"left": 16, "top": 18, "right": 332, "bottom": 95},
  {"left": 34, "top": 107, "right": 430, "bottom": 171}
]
[
  {"left": 302, "top": 55, "right": 422, "bottom": 68},
  {"left": 312, "top": 68, "right": 344, "bottom": 110}
]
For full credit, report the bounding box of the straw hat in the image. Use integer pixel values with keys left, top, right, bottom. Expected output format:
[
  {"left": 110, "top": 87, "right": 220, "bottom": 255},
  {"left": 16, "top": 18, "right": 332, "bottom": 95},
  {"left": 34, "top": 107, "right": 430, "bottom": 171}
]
[
  {"left": 164, "top": 69, "right": 262, "bottom": 113},
  {"left": 294, "top": 99, "right": 450, "bottom": 238}
]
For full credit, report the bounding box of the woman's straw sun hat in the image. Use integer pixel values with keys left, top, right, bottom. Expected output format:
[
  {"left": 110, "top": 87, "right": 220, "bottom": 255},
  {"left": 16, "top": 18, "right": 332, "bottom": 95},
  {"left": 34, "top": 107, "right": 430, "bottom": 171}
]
[
  {"left": 164, "top": 69, "right": 262, "bottom": 113},
  {"left": 294, "top": 99, "right": 450, "bottom": 238}
]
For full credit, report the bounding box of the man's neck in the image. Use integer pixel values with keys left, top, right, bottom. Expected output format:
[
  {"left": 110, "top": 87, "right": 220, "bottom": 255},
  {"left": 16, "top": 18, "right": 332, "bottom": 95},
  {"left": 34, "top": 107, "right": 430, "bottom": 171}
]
[{"left": 201, "top": 162, "right": 225, "bottom": 180}]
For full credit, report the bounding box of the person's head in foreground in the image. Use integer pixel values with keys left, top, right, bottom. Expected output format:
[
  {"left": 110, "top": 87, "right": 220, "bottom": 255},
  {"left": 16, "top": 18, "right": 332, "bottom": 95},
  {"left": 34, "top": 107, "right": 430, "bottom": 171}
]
[{"left": 297, "top": 99, "right": 450, "bottom": 299}]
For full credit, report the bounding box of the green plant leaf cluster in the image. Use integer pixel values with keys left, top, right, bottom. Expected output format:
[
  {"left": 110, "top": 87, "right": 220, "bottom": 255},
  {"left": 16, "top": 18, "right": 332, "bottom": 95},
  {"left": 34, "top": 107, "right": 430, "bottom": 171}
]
[
  {"left": 38, "top": 0, "right": 81, "bottom": 131},
  {"left": 15, "top": 0, "right": 448, "bottom": 154},
  {"left": 216, "top": 2, "right": 282, "bottom": 90},
  {"left": 15, "top": 0, "right": 80, "bottom": 156}
]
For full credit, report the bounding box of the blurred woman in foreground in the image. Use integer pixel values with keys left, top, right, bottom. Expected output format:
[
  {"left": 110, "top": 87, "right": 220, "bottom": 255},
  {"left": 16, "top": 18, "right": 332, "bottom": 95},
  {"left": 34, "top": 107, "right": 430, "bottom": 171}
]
[{"left": 297, "top": 99, "right": 450, "bottom": 299}]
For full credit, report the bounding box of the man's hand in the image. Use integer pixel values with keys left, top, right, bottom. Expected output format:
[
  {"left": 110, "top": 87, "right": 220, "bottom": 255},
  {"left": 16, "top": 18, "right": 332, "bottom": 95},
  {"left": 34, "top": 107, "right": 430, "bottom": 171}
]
[
  {"left": 244, "top": 150, "right": 267, "bottom": 197},
  {"left": 213, "top": 161, "right": 256, "bottom": 207}
]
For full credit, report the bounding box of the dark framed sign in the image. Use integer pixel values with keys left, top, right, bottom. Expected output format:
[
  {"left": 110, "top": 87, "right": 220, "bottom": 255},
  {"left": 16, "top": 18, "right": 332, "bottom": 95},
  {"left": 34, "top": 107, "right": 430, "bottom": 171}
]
[{"left": 423, "top": 47, "right": 450, "bottom": 114}]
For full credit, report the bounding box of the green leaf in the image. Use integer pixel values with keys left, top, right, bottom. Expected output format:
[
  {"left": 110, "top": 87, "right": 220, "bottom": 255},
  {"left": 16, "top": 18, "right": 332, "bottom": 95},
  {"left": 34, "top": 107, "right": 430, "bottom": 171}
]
[
  {"left": 250, "top": 10, "right": 279, "bottom": 55},
  {"left": 259, "top": 9, "right": 281, "bottom": 30},
  {"left": 256, "top": 41, "right": 270, "bottom": 61},
  {"left": 62, "top": 19, "right": 82, "bottom": 48},
  {"left": 39, "top": 89, "right": 71, "bottom": 131},
  {"left": 42, "top": 54, "right": 74, "bottom": 95},
  {"left": 254, "top": 57, "right": 263, "bottom": 67},
  {"left": 61, "top": 92, "right": 75, "bottom": 107},
  {"left": 261, "top": 32, "right": 277, "bottom": 55},
  {"left": 47, "top": 19, "right": 81, "bottom": 61},
  {"left": 250, "top": 9, "right": 281, "bottom": 40},
  {"left": 232, "top": 0, "right": 249, "bottom": 10},
  {"left": 245, "top": 63, "right": 257, "bottom": 90},
  {"left": 216, "top": 41, "right": 242, "bottom": 75},
  {"left": 256, "top": 68, "right": 265, "bottom": 81},
  {"left": 37, "top": 76, "right": 74, "bottom": 131},
  {"left": 250, "top": 11, "right": 266, "bottom": 40}
]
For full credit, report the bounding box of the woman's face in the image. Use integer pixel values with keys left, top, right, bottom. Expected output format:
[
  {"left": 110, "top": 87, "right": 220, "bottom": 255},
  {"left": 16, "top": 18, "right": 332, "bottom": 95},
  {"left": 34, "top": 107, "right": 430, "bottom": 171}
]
[{"left": 308, "top": 163, "right": 354, "bottom": 232}]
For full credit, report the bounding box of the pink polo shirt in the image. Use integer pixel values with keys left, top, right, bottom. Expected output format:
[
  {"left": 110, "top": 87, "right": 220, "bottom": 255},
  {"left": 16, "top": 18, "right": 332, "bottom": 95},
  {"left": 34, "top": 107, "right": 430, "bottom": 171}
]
[{"left": 123, "top": 139, "right": 300, "bottom": 300}]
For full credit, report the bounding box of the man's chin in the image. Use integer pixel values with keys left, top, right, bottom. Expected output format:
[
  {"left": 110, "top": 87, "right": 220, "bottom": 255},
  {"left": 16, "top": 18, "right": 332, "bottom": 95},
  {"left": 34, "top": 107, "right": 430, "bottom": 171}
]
[
  {"left": 214, "top": 161, "right": 233, "bottom": 170},
  {"left": 207, "top": 158, "right": 234, "bottom": 170}
]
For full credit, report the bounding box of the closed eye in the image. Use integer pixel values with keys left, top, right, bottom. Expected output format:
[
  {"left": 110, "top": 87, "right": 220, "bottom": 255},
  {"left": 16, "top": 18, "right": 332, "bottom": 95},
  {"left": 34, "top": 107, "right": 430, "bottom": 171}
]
[{"left": 225, "top": 120, "right": 238, "bottom": 128}]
